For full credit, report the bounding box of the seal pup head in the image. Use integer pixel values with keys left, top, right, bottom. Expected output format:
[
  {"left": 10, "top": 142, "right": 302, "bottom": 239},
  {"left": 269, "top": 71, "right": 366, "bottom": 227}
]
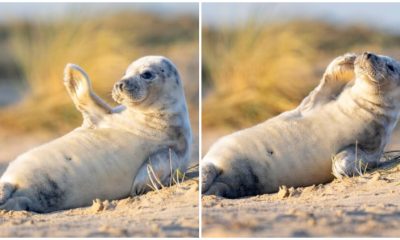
[
  {"left": 354, "top": 52, "right": 400, "bottom": 101},
  {"left": 112, "top": 56, "right": 184, "bottom": 110}
]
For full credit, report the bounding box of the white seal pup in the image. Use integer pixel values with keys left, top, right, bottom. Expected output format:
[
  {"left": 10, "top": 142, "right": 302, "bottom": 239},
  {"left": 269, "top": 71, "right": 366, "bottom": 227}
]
[
  {"left": 202, "top": 52, "right": 400, "bottom": 198},
  {"left": 0, "top": 56, "right": 192, "bottom": 212}
]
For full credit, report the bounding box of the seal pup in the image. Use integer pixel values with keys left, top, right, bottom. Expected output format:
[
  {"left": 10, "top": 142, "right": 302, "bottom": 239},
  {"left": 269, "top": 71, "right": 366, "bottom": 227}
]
[
  {"left": 202, "top": 52, "right": 400, "bottom": 198},
  {"left": 0, "top": 56, "right": 192, "bottom": 212}
]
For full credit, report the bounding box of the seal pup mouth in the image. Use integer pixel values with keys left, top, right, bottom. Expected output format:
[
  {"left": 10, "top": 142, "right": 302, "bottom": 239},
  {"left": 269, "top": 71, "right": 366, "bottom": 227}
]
[
  {"left": 112, "top": 77, "right": 148, "bottom": 105},
  {"left": 355, "top": 52, "right": 400, "bottom": 88},
  {"left": 354, "top": 52, "right": 382, "bottom": 83}
]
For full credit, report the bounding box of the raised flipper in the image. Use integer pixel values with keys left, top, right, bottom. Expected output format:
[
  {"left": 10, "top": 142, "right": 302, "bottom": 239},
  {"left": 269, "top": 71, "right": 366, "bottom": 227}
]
[
  {"left": 332, "top": 145, "right": 380, "bottom": 179},
  {"left": 299, "top": 53, "right": 357, "bottom": 115},
  {"left": 64, "top": 64, "right": 113, "bottom": 128},
  {"left": 130, "top": 148, "right": 186, "bottom": 195}
]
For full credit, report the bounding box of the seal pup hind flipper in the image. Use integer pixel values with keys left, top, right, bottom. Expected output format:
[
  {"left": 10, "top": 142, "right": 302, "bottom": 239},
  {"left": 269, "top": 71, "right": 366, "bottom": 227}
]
[
  {"left": 64, "top": 64, "right": 113, "bottom": 128},
  {"left": 298, "top": 53, "right": 357, "bottom": 115}
]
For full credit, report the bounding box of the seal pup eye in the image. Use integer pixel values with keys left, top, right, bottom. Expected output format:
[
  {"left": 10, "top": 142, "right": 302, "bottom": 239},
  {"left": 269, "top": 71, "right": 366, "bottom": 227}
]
[
  {"left": 388, "top": 64, "right": 395, "bottom": 72},
  {"left": 140, "top": 71, "right": 154, "bottom": 80}
]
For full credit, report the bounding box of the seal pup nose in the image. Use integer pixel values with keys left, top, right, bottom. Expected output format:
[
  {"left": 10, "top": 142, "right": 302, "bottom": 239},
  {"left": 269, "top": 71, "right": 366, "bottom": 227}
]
[{"left": 116, "top": 80, "right": 127, "bottom": 91}]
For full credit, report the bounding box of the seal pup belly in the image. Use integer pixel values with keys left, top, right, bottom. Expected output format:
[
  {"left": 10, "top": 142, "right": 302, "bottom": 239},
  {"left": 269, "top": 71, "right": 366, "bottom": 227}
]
[{"left": 0, "top": 128, "right": 157, "bottom": 212}]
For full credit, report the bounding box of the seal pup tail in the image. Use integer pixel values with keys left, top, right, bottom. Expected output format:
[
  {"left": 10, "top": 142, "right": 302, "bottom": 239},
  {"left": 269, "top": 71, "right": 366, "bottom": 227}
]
[
  {"left": 0, "top": 182, "right": 15, "bottom": 205},
  {"left": 201, "top": 162, "right": 222, "bottom": 193}
]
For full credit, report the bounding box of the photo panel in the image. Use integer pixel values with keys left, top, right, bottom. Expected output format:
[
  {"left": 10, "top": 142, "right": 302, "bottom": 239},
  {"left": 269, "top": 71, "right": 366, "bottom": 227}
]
[
  {"left": 201, "top": 2, "right": 400, "bottom": 238},
  {"left": 0, "top": 2, "right": 199, "bottom": 238}
]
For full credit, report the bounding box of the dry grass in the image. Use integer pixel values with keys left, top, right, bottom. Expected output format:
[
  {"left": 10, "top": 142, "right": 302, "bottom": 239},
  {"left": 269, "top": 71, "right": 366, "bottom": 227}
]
[
  {"left": 202, "top": 20, "right": 400, "bottom": 131},
  {"left": 146, "top": 148, "right": 199, "bottom": 192}
]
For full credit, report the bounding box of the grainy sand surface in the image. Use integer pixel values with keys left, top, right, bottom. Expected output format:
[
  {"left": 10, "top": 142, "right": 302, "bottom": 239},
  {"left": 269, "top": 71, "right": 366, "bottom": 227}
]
[
  {"left": 201, "top": 126, "right": 400, "bottom": 237},
  {"left": 0, "top": 130, "right": 199, "bottom": 237}
]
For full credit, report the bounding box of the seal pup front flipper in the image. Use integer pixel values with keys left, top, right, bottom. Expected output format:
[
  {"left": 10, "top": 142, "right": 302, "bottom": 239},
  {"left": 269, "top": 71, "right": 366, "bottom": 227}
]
[
  {"left": 130, "top": 148, "right": 186, "bottom": 195},
  {"left": 64, "top": 63, "right": 113, "bottom": 128},
  {"left": 332, "top": 145, "right": 380, "bottom": 179}
]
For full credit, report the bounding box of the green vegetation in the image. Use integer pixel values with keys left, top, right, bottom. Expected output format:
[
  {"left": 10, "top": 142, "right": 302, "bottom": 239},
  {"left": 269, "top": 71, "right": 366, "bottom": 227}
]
[
  {"left": 0, "top": 11, "right": 198, "bottom": 134},
  {"left": 203, "top": 20, "right": 400, "bottom": 131}
]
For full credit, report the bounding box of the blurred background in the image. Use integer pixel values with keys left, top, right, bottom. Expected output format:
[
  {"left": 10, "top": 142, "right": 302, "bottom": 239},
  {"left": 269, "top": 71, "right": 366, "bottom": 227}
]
[
  {"left": 0, "top": 3, "right": 199, "bottom": 169},
  {"left": 202, "top": 3, "right": 400, "bottom": 154}
]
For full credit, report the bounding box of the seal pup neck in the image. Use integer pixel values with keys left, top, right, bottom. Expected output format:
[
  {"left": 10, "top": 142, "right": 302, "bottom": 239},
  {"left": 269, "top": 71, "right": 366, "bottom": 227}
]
[{"left": 110, "top": 94, "right": 190, "bottom": 141}]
